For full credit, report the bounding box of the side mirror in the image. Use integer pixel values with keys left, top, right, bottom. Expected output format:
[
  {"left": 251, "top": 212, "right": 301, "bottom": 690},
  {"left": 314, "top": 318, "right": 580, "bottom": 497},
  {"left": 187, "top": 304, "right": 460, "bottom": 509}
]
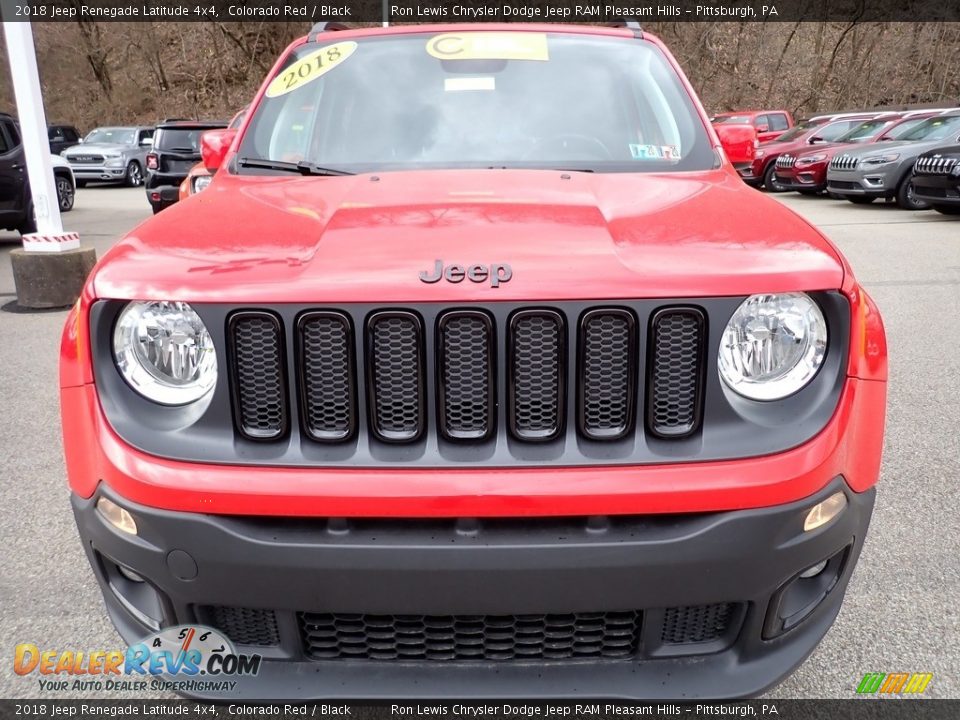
[
  {"left": 809, "top": 136, "right": 825, "bottom": 144},
  {"left": 140, "top": 137, "right": 153, "bottom": 147},
  {"left": 756, "top": 124, "right": 770, "bottom": 134},
  {"left": 200, "top": 128, "right": 238, "bottom": 172},
  {"left": 714, "top": 123, "right": 756, "bottom": 165}
]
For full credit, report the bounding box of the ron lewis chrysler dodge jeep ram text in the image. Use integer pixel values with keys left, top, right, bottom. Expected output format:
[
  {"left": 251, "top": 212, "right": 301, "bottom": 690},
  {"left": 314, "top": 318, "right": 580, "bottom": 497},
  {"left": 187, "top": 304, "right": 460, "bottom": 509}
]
[{"left": 60, "top": 23, "right": 887, "bottom": 699}]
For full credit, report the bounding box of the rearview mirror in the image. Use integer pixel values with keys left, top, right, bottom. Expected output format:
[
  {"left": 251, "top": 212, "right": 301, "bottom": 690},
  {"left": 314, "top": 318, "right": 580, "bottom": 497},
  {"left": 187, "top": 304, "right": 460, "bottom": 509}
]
[
  {"left": 809, "top": 136, "right": 825, "bottom": 144},
  {"left": 200, "top": 128, "right": 238, "bottom": 173},
  {"left": 756, "top": 124, "right": 769, "bottom": 134}
]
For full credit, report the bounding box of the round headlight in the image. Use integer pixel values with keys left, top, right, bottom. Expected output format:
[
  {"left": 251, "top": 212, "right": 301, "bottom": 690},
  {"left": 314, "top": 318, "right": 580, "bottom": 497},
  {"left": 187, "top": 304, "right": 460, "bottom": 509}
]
[
  {"left": 718, "top": 293, "right": 827, "bottom": 401},
  {"left": 113, "top": 301, "right": 217, "bottom": 405},
  {"left": 193, "top": 174, "right": 213, "bottom": 193}
]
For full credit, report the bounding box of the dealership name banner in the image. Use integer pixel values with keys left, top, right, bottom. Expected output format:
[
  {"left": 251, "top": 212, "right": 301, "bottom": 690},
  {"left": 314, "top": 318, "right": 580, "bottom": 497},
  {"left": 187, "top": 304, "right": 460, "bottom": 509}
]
[
  {"left": 1, "top": 701, "right": 957, "bottom": 719},
  {"left": 2, "top": 0, "right": 960, "bottom": 22}
]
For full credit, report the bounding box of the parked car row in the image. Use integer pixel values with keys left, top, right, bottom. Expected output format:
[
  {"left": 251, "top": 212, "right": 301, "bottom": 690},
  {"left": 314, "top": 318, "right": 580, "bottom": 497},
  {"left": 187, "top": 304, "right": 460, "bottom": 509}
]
[{"left": 716, "top": 107, "right": 960, "bottom": 216}]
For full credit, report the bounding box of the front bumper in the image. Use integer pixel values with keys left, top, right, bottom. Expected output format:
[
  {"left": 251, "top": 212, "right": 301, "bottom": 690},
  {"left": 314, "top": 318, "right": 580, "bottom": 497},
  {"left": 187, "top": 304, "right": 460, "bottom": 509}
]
[
  {"left": 775, "top": 165, "right": 827, "bottom": 191},
  {"left": 73, "top": 477, "right": 874, "bottom": 699},
  {"left": 68, "top": 164, "right": 128, "bottom": 182},
  {"left": 912, "top": 174, "right": 960, "bottom": 205},
  {"left": 826, "top": 167, "right": 896, "bottom": 198}
]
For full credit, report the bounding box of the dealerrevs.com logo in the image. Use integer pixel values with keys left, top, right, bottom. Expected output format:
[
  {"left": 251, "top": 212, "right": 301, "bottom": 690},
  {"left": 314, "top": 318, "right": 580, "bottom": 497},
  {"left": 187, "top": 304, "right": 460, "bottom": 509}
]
[{"left": 14, "top": 625, "right": 261, "bottom": 694}]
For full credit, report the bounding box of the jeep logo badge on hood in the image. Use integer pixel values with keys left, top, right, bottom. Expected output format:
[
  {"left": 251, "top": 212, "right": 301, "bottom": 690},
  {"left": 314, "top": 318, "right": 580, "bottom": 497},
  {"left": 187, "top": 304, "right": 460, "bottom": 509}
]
[{"left": 419, "top": 260, "right": 512, "bottom": 287}]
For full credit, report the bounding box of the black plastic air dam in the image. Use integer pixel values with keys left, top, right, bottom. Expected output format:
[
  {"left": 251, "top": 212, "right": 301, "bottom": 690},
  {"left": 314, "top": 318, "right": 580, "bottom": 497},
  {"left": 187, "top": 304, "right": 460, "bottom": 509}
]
[
  {"left": 89, "top": 293, "right": 850, "bottom": 468},
  {"left": 72, "top": 477, "right": 874, "bottom": 699}
]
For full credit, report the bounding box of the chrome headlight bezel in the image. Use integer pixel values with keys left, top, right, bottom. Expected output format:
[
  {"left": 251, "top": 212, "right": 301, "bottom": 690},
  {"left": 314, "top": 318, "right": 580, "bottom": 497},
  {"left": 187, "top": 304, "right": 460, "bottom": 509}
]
[
  {"left": 112, "top": 301, "right": 218, "bottom": 405},
  {"left": 718, "top": 292, "right": 828, "bottom": 401},
  {"left": 192, "top": 174, "right": 213, "bottom": 193}
]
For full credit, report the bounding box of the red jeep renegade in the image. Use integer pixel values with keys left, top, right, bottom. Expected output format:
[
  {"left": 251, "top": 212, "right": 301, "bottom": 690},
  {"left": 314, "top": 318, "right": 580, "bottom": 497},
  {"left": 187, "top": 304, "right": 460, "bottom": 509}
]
[{"left": 60, "top": 23, "right": 887, "bottom": 699}]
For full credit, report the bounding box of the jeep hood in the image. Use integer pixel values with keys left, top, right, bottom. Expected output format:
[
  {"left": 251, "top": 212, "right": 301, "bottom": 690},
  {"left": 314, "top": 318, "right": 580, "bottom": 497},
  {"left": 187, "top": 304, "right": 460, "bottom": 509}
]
[{"left": 92, "top": 169, "right": 845, "bottom": 303}]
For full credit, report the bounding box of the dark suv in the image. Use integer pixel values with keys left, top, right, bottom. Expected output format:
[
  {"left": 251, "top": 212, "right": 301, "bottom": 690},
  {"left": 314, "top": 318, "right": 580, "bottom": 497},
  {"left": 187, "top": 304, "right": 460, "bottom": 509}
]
[
  {"left": 48, "top": 124, "right": 81, "bottom": 155},
  {"left": 145, "top": 120, "right": 227, "bottom": 213},
  {"left": 912, "top": 145, "right": 960, "bottom": 215},
  {"left": 0, "top": 113, "right": 76, "bottom": 234}
]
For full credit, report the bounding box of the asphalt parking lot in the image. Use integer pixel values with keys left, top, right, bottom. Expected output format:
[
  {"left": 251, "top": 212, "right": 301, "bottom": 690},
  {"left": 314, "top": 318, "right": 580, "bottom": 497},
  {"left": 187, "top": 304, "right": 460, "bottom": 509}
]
[{"left": 0, "top": 186, "right": 957, "bottom": 699}]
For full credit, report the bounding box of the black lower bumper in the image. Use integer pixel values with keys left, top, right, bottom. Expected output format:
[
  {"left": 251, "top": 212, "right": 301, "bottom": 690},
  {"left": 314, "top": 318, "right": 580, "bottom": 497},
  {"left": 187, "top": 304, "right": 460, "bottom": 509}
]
[
  {"left": 912, "top": 174, "right": 960, "bottom": 205},
  {"left": 774, "top": 174, "right": 825, "bottom": 193},
  {"left": 72, "top": 478, "right": 874, "bottom": 699}
]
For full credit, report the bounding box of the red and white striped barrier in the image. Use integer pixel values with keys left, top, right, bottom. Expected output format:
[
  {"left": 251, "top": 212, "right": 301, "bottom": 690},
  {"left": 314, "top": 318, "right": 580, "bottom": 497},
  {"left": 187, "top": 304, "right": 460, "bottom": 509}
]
[{"left": 22, "top": 231, "right": 81, "bottom": 253}]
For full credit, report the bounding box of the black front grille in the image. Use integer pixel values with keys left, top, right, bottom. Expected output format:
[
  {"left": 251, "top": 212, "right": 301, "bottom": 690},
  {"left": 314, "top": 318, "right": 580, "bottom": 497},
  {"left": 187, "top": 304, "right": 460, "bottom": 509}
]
[
  {"left": 661, "top": 603, "right": 735, "bottom": 645},
  {"left": 509, "top": 310, "right": 565, "bottom": 441},
  {"left": 438, "top": 311, "right": 495, "bottom": 440},
  {"left": 298, "top": 610, "right": 641, "bottom": 662},
  {"left": 914, "top": 155, "right": 958, "bottom": 175},
  {"left": 648, "top": 309, "right": 705, "bottom": 438},
  {"left": 226, "top": 303, "right": 710, "bottom": 452},
  {"left": 579, "top": 309, "right": 636, "bottom": 439},
  {"left": 208, "top": 606, "right": 280, "bottom": 647},
  {"left": 368, "top": 312, "right": 425, "bottom": 442},
  {"left": 229, "top": 312, "right": 288, "bottom": 439},
  {"left": 298, "top": 312, "right": 355, "bottom": 441}
]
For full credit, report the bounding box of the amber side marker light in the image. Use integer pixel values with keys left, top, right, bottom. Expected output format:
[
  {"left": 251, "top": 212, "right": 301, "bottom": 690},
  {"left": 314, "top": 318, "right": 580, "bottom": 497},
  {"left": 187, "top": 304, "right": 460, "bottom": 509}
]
[
  {"left": 804, "top": 492, "right": 848, "bottom": 532},
  {"left": 96, "top": 497, "right": 138, "bottom": 535}
]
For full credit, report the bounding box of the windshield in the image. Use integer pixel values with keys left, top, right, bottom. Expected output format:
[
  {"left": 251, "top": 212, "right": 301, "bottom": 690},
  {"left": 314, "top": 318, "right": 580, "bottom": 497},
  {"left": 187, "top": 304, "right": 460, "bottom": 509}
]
[
  {"left": 770, "top": 120, "right": 820, "bottom": 143},
  {"left": 239, "top": 32, "right": 715, "bottom": 174},
  {"left": 881, "top": 118, "right": 928, "bottom": 140},
  {"left": 899, "top": 115, "right": 960, "bottom": 142},
  {"left": 84, "top": 128, "right": 135, "bottom": 145},
  {"left": 713, "top": 115, "right": 751, "bottom": 124},
  {"left": 155, "top": 128, "right": 207, "bottom": 152},
  {"left": 836, "top": 119, "right": 892, "bottom": 143}
]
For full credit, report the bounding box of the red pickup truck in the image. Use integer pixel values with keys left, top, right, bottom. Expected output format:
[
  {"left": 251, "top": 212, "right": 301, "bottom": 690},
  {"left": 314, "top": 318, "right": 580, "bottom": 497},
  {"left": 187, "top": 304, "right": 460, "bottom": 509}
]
[
  {"left": 712, "top": 110, "right": 794, "bottom": 143},
  {"left": 61, "top": 22, "right": 886, "bottom": 699}
]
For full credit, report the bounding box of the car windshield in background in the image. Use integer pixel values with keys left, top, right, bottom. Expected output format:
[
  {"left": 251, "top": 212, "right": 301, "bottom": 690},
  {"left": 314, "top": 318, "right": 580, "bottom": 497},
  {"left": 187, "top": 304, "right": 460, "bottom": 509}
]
[
  {"left": 898, "top": 115, "right": 960, "bottom": 142},
  {"left": 837, "top": 120, "right": 891, "bottom": 143},
  {"left": 239, "top": 32, "right": 715, "bottom": 174},
  {"left": 771, "top": 121, "right": 819, "bottom": 143},
  {"left": 881, "top": 118, "right": 927, "bottom": 139},
  {"left": 155, "top": 128, "right": 207, "bottom": 152},
  {"left": 84, "top": 128, "right": 135, "bottom": 145}
]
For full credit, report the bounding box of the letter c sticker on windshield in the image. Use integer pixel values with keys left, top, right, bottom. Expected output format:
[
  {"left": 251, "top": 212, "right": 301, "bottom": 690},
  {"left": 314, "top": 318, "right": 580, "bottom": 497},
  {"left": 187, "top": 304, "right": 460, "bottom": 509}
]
[
  {"left": 426, "top": 33, "right": 549, "bottom": 62},
  {"left": 266, "top": 41, "right": 357, "bottom": 98}
]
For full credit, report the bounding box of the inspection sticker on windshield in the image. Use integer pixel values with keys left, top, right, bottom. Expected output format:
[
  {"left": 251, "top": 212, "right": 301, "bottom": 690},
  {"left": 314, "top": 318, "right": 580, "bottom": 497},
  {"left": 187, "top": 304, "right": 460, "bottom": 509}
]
[
  {"left": 630, "top": 144, "right": 681, "bottom": 160},
  {"left": 266, "top": 41, "right": 357, "bottom": 98},
  {"left": 427, "top": 33, "right": 549, "bottom": 62}
]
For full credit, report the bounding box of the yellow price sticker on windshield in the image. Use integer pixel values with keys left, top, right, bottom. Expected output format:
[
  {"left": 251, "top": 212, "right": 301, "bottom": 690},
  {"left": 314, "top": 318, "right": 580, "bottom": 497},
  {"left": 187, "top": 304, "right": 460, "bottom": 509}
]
[
  {"left": 426, "top": 33, "right": 549, "bottom": 62},
  {"left": 266, "top": 41, "right": 357, "bottom": 98}
]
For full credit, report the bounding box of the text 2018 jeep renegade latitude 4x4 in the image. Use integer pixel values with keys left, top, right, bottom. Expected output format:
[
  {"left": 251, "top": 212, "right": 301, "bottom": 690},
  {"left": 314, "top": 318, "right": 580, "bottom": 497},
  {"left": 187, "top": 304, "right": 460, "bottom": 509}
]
[{"left": 60, "top": 23, "right": 887, "bottom": 699}]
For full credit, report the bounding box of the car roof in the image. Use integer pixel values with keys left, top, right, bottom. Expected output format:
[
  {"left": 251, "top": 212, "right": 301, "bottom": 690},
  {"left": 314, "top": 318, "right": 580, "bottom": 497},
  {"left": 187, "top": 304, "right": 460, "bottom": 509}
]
[{"left": 156, "top": 120, "right": 228, "bottom": 129}]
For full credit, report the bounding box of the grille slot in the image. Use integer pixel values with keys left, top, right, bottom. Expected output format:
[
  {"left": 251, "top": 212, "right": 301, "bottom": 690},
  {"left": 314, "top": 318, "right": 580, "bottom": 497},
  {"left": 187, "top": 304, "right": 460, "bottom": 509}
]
[
  {"left": 207, "top": 606, "right": 280, "bottom": 647},
  {"left": 661, "top": 603, "right": 735, "bottom": 645},
  {"left": 508, "top": 310, "right": 565, "bottom": 441},
  {"left": 229, "top": 312, "right": 288, "bottom": 440},
  {"left": 367, "top": 311, "right": 425, "bottom": 442},
  {"left": 299, "top": 610, "right": 641, "bottom": 662},
  {"left": 647, "top": 308, "right": 705, "bottom": 438},
  {"left": 437, "top": 311, "right": 495, "bottom": 441},
  {"left": 578, "top": 309, "right": 637, "bottom": 439},
  {"left": 830, "top": 154, "right": 859, "bottom": 171},
  {"left": 298, "top": 312, "right": 355, "bottom": 442}
]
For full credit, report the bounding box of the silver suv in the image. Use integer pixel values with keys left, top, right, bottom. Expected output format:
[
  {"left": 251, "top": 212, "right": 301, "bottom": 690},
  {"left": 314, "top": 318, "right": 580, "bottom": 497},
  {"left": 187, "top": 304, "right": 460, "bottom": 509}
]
[
  {"left": 61, "top": 126, "right": 154, "bottom": 187},
  {"left": 826, "top": 111, "right": 960, "bottom": 209}
]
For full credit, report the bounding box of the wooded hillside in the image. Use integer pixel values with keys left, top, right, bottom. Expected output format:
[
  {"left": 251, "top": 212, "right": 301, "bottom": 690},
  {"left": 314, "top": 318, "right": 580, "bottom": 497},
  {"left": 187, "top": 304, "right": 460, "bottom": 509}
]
[{"left": 2, "top": 21, "right": 958, "bottom": 129}]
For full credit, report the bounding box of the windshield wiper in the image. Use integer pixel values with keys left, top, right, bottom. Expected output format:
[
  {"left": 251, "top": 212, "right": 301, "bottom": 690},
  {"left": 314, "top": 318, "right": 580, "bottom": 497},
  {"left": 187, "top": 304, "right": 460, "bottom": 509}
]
[{"left": 238, "top": 157, "right": 354, "bottom": 176}]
